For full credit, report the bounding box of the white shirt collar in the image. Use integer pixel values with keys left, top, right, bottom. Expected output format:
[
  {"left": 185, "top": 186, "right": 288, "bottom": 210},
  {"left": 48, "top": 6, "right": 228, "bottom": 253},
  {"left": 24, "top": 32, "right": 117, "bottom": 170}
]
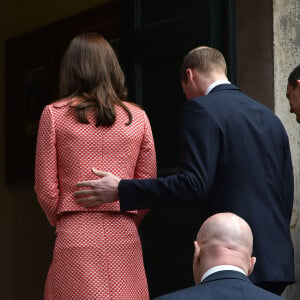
[
  {"left": 205, "top": 79, "right": 231, "bottom": 95},
  {"left": 201, "top": 265, "right": 246, "bottom": 282}
]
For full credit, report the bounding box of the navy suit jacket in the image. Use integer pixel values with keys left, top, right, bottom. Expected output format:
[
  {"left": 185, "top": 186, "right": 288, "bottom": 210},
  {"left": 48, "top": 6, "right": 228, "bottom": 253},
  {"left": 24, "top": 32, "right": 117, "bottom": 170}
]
[
  {"left": 153, "top": 271, "right": 286, "bottom": 300},
  {"left": 119, "top": 84, "right": 295, "bottom": 284}
]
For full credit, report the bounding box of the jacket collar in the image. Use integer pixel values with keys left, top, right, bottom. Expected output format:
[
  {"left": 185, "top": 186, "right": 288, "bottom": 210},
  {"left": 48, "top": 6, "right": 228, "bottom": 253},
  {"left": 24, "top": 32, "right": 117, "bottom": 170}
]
[
  {"left": 201, "top": 270, "right": 250, "bottom": 284},
  {"left": 208, "top": 83, "right": 240, "bottom": 94}
]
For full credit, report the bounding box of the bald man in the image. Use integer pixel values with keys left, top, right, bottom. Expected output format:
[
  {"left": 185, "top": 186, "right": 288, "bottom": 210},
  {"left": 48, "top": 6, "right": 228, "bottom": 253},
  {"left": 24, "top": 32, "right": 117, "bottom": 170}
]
[{"left": 154, "top": 213, "right": 285, "bottom": 300}]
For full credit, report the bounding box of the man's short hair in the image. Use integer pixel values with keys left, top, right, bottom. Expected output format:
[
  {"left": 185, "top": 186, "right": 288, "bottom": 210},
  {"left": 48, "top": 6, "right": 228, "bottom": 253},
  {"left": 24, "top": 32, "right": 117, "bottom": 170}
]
[
  {"left": 180, "top": 46, "right": 227, "bottom": 83},
  {"left": 288, "top": 64, "right": 300, "bottom": 88}
]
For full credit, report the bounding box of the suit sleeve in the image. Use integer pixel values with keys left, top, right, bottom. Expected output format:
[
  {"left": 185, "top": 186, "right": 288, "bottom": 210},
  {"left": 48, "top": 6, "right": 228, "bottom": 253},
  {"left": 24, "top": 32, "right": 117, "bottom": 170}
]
[
  {"left": 132, "top": 111, "right": 157, "bottom": 225},
  {"left": 282, "top": 131, "right": 294, "bottom": 220},
  {"left": 119, "top": 100, "right": 220, "bottom": 211},
  {"left": 34, "top": 106, "right": 59, "bottom": 226}
]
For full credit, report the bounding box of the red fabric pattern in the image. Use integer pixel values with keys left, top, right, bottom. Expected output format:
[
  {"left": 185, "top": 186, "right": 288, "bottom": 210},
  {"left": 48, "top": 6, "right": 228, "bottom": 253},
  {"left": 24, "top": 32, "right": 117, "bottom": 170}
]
[{"left": 35, "top": 100, "right": 156, "bottom": 299}]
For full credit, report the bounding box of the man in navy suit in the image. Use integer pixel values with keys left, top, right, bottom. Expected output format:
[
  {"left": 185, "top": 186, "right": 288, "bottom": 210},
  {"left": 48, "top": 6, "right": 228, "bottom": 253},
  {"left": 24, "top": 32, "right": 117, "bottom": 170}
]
[
  {"left": 286, "top": 64, "right": 300, "bottom": 123},
  {"left": 75, "top": 46, "right": 295, "bottom": 295},
  {"left": 154, "top": 212, "right": 285, "bottom": 300}
]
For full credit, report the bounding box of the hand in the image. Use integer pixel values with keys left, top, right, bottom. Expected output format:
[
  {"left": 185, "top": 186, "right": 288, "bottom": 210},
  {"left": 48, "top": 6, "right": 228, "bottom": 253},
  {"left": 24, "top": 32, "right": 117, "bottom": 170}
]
[{"left": 74, "top": 168, "right": 121, "bottom": 208}]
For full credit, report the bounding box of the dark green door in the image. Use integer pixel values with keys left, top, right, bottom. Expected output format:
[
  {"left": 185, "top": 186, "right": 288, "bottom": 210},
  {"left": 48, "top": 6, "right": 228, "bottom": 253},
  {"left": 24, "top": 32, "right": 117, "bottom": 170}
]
[{"left": 119, "top": 1, "right": 236, "bottom": 298}]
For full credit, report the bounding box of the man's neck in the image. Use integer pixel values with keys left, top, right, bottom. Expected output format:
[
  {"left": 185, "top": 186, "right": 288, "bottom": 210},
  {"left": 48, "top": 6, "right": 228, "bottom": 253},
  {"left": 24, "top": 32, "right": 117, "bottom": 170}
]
[{"left": 205, "top": 79, "right": 231, "bottom": 95}]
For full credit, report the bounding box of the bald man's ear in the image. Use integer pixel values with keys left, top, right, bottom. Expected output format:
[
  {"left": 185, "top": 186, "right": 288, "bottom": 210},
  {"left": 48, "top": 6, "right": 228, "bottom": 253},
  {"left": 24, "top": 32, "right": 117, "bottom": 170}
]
[
  {"left": 194, "top": 241, "right": 201, "bottom": 259},
  {"left": 193, "top": 241, "right": 201, "bottom": 285},
  {"left": 247, "top": 256, "right": 256, "bottom": 276}
]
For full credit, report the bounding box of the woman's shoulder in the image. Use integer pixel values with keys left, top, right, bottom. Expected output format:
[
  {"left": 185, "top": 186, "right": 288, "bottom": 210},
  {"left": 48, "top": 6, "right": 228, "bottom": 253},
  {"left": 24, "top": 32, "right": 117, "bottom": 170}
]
[
  {"left": 40, "top": 99, "right": 72, "bottom": 121},
  {"left": 121, "top": 101, "right": 144, "bottom": 114},
  {"left": 42, "top": 99, "right": 74, "bottom": 117},
  {"left": 51, "top": 98, "right": 72, "bottom": 109},
  {"left": 41, "top": 99, "right": 70, "bottom": 111}
]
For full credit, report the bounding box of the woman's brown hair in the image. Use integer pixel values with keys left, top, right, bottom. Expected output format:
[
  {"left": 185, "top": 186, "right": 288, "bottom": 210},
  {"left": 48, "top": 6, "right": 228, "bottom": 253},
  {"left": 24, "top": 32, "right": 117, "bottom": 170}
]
[{"left": 58, "top": 33, "right": 132, "bottom": 126}]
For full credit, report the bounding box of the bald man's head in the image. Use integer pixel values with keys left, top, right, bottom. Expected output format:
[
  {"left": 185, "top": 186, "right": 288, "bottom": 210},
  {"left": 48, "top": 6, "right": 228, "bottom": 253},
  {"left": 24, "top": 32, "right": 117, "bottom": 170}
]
[
  {"left": 197, "top": 213, "right": 253, "bottom": 254},
  {"left": 193, "top": 213, "right": 256, "bottom": 284}
]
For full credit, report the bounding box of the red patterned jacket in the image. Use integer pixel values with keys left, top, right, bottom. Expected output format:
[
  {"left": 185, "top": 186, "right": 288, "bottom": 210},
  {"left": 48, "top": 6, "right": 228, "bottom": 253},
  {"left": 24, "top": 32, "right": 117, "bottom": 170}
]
[{"left": 35, "top": 99, "right": 157, "bottom": 226}]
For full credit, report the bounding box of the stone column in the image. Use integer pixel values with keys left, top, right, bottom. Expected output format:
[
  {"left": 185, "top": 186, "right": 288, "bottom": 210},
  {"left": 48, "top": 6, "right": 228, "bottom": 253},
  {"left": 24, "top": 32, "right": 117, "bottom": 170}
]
[{"left": 274, "top": 0, "right": 300, "bottom": 298}]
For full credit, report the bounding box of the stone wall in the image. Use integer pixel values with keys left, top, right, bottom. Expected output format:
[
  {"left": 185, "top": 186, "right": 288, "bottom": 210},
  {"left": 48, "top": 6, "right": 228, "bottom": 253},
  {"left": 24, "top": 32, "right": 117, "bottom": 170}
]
[{"left": 274, "top": 0, "right": 300, "bottom": 298}]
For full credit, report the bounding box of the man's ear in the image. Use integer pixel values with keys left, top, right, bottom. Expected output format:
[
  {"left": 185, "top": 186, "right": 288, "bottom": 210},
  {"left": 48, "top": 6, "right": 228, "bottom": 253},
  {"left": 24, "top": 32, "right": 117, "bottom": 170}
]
[
  {"left": 247, "top": 256, "right": 256, "bottom": 276},
  {"left": 186, "top": 68, "right": 194, "bottom": 83},
  {"left": 296, "top": 80, "right": 300, "bottom": 89},
  {"left": 193, "top": 241, "right": 201, "bottom": 285},
  {"left": 194, "top": 241, "right": 201, "bottom": 259}
]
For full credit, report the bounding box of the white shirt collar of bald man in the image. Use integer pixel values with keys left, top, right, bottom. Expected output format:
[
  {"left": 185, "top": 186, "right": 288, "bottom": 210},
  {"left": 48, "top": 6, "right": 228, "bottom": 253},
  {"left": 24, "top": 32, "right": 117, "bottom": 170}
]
[
  {"left": 205, "top": 79, "right": 231, "bottom": 95},
  {"left": 201, "top": 265, "right": 247, "bottom": 282}
]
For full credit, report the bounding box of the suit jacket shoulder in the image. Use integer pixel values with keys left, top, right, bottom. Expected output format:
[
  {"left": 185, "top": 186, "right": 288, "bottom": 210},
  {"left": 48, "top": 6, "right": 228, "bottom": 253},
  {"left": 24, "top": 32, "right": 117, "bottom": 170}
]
[{"left": 154, "top": 271, "right": 286, "bottom": 300}]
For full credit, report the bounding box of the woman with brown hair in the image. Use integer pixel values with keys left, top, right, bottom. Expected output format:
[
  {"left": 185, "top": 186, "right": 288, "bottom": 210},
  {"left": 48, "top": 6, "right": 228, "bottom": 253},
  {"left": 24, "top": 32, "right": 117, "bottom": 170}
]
[{"left": 35, "top": 33, "right": 156, "bottom": 299}]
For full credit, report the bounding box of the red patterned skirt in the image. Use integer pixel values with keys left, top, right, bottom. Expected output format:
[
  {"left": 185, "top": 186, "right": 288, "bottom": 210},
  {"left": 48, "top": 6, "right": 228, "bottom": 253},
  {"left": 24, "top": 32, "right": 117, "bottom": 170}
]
[{"left": 44, "top": 211, "right": 149, "bottom": 299}]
